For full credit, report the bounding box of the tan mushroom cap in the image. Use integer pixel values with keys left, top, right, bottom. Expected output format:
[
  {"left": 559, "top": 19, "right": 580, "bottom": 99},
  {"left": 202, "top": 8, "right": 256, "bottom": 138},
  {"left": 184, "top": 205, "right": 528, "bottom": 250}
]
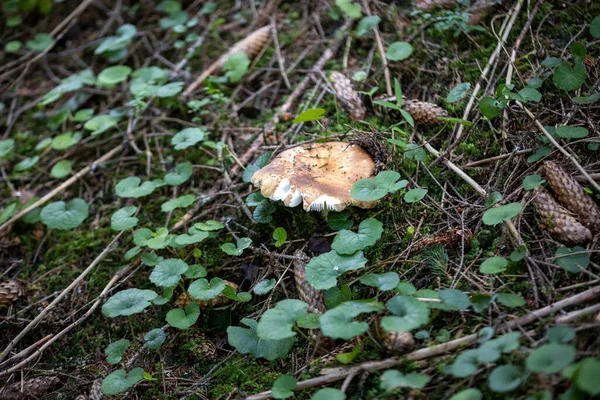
[{"left": 251, "top": 141, "right": 378, "bottom": 212}]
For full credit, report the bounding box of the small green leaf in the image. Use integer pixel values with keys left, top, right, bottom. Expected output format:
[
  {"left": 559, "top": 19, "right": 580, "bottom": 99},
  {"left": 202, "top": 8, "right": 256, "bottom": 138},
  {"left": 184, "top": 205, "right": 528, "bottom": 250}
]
[
  {"left": 5, "top": 41, "right": 22, "bottom": 53},
  {"left": 510, "top": 245, "right": 527, "bottom": 261},
  {"left": 439, "top": 289, "right": 470, "bottom": 311},
  {"left": 574, "top": 357, "right": 600, "bottom": 395},
  {"left": 527, "top": 147, "right": 552, "bottom": 163},
  {"left": 351, "top": 170, "right": 407, "bottom": 202},
  {"left": 404, "top": 188, "right": 427, "bottom": 203},
  {"left": 480, "top": 257, "right": 509, "bottom": 274},
  {"left": 0, "top": 139, "right": 15, "bottom": 159},
  {"left": 547, "top": 325, "right": 575, "bottom": 344},
  {"left": 161, "top": 194, "right": 196, "bottom": 212},
  {"left": 518, "top": 87, "right": 542, "bottom": 103},
  {"left": 273, "top": 227, "right": 287, "bottom": 247},
  {"left": 105, "top": 339, "right": 130, "bottom": 365},
  {"left": 254, "top": 279, "right": 276, "bottom": 295},
  {"left": 556, "top": 126, "right": 589, "bottom": 139},
  {"left": 14, "top": 156, "right": 39, "bottom": 172},
  {"left": 51, "top": 131, "right": 81, "bottom": 150},
  {"left": 305, "top": 250, "right": 368, "bottom": 290},
  {"left": 331, "top": 218, "right": 383, "bottom": 255},
  {"left": 115, "top": 176, "right": 156, "bottom": 198},
  {"left": 101, "top": 368, "right": 144, "bottom": 395},
  {"left": 526, "top": 77, "right": 543, "bottom": 88},
  {"left": 526, "top": 344, "right": 576, "bottom": 373},
  {"left": 355, "top": 15, "right": 380, "bottom": 37},
  {"left": 327, "top": 210, "right": 353, "bottom": 230},
  {"left": 446, "top": 82, "right": 471, "bottom": 103},
  {"left": 480, "top": 96, "right": 501, "bottom": 119},
  {"left": 257, "top": 299, "right": 307, "bottom": 340},
  {"left": 488, "top": 364, "right": 522, "bottom": 393},
  {"left": 320, "top": 301, "right": 383, "bottom": 339},
  {"left": 496, "top": 293, "right": 525, "bottom": 308},
  {"left": 380, "top": 370, "right": 431, "bottom": 392},
  {"left": 381, "top": 296, "right": 430, "bottom": 332},
  {"left": 144, "top": 328, "right": 166, "bottom": 350},
  {"left": 156, "top": 81, "right": 184, "bottom": 97},
  {"left": 482, "top": 203, "right": 523, "bottom": 225},
  {"left": 164, "top": 162, "right": 193, "bottom": 185},
  {"left": 335, "top": 0, "right": 362, "bottom": 18},
  {"left": 97, "top": 65, "right": 132, "bottom": 87},
  {"left": 360, "top": 272, "right": 399, "bottom": 291},
  {"left": 311, "top": 388, "right": 347, "bottom": 400},
  {"left": 166, "top": 302, "right": 200, "bottom": 329},
  {"left": 541, "top": 57, "right": 560, "bottom": 68},
  {"left": 84, "top": 115, "right": 117, "bottom": 135},
  {"left": 223, "top": 52, "right": 250, "bottom": 83},
  {"left": 449, "top": 388, "right": 482, "bottom": 400},
  {"left": 111, "top": 206, "right": 138, "bottom": 231},
  {"left": 40, "top": 198, "right": 89, "bottom": 230},
  {"left": 590, "top": 16, "right": 600, "bottom": 39},
  {"left": 50, "top": 160, "right": 72, "bottom": 178},
  {"left": 150, "top": 258, "right": 189, "bottom": 287},
  {"left": 385, "top": 41, "right": 413, "bottom": 61},
  {"left": 221, "top": 237, "right": 252, "bottom": 256},
  {"left": 553, "top": 62, "right": 586, "bottom": 91},
  {"left": 188, "top": 277, "right": 226, "bottom": 300},
  {"left": 172, "top": 127, "right": 205, "bottom": 150},
  {"left": 272, "top": 375, "right": 297, "bottom": 399},
  {"left": 471, "top": 294, "right": 493, "bottom": 313},
  {"left": 554, "top": 246, "right": 589, "bottom": 273},
  {"left": 26, "top": 33, "right": 53, "bottom": 51},
  {"left": 293, "top": 108, "right": 325, "bottom": 124},
  {"left": 102, "top": 288, "right": 158, "bottom": 317},
  {"left": 523, "top": 174, "right": 545, "bottom": 190},
  {"left": 227, "top": 319, "right": 294, "bottom": 360}
]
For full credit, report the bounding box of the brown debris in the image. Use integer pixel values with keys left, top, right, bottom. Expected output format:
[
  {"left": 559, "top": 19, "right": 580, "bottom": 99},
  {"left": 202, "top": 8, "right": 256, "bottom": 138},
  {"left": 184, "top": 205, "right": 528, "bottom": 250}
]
[
  {"left": 413, "top": 227, "right": 474, "bottom": 252},
  {"left": 543, "top": 161, "right": 600, "bottom": 232},
  {"left": 293, "top": 251, "right": 326, "bottom": 314},
  {"left": 381, "top": 330, "right": 415, "bottom": 354},
  {"left": 174, "top": 280, "right": 239, "bottom": 309},
  {"left": 415, "top": 0, "right": 456, "bottom": 12},
  {"left": 0, "top": 376, "right": 61, "bottom": 400},
  {"left": 0, "top": 280, "right": 25, "bottom": 308},
  {"left": 533, "top": 187, "right": 592, "bottom": 245},
  {"left": 329, "top": 71, "right": 367, "bottom": 121}
]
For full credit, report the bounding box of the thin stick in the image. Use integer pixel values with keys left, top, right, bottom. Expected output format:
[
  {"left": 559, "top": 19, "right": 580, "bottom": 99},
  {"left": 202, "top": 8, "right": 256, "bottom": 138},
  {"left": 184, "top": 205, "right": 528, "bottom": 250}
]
[
  {"left": 0, "top": 144, "right": 123, "bottom": 232},
  {"left": 246, "top": 285, "right": 600, "bottom": 399},
  {"left": 516, "top": 101, "right": 600, "bottom": 193},
  {"left": 362, "top": 0, "right": 392, "bottom": 96},
  {"left": 0, "top": 232, "right": 124, "bottom": 363},
  {"left": 453, "top": 0, "right": 524, "bottom": 142},
  {"left": 462, "top": 149, "right": 533, "bottom": 168}
]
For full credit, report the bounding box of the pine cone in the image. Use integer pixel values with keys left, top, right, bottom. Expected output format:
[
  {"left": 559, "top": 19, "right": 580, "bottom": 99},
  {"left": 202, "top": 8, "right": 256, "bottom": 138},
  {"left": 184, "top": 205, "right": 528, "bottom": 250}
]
[
  {"left": 89, "top": 379, "right": 103, "bottom": 400},
  {"left": 174, "top": 280, "right": 238, "bottom": 309},
  {"left": 329, "top": 71, "right": 366, "bottom": 121},
  {"left": 217, "top": 25, "right": 271, "bottom": 70},
  {"left": 533, "top": 187, "right": 592, "bottom": 245},
  {"left": 415, "top": 0, "right": 457, "bottom": 11},
  {"left": 0, "top": 280, "right": 24, "bottom": 307},
  {"left": 382, "top": 330, "right": 415, "bottom": 354},
  {"left": 293, "top": 251, "right": 326, "bottom": 314},
  {"left": 543, "top": 161, "right": 600, "bottom": 232},
  {"left": 0, "top": 376, "right": 60, "bottom": 400},
  {"left": 374, "top": 95, "right": 448, "bottom": 124}
]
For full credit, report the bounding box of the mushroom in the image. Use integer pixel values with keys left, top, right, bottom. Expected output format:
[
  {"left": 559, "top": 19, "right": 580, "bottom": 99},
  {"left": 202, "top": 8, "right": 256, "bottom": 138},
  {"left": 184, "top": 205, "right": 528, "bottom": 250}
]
[{"left": 251, "top": 141, "right": 378, "bottom": 212}]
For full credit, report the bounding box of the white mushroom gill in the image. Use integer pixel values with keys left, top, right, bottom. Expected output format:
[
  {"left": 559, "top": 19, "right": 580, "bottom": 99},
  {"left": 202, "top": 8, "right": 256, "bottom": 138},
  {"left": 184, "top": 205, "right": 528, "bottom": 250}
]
[
  {"left": 271, "top": 178, "right": 291, "bottom": 201},
  {"left": 307, "top": 195, "right": 342, "bottom": 212},
  {"left": 288, "top": 189, "right": 303, "bottom": 207}
]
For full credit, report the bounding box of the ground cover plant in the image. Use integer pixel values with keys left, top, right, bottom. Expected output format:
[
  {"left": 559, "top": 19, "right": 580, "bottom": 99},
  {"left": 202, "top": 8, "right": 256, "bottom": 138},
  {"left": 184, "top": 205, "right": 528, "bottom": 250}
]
[{"left": 0, "top": 0, "right": 599, "bottom": 399}]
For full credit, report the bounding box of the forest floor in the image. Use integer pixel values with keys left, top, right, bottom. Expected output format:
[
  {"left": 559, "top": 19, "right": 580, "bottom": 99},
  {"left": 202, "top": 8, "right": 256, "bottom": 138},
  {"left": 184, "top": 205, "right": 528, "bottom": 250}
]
[{"left": 0, "top": 0, "right": 599, "bottom": 399}]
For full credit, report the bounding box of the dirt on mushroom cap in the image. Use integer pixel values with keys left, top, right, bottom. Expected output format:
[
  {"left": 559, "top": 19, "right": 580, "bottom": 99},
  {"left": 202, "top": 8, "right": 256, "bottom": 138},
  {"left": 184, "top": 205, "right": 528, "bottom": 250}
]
[{"left": 251, "top": 141, "right": 378, "bottom": 211}]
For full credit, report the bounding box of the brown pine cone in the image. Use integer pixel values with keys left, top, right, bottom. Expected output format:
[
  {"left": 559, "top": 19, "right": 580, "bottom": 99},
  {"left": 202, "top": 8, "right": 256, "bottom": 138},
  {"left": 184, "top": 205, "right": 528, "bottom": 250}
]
[
  {"left": 0, "top": 376, "right": 60, "bottom": 400},
  {"left": 329, "top": 71, "right": 366, "bottom": 121},
  {"left": 174, "top": 280, "right": 239, "bottom": 309},
  {"left": 293, "top": 251, "right": 326, "bottom": 314},
  {"left": 374, "top": 95, "right": 448, "bottom": 124},
  {"left": 89, "top": 379, "right": 103, "bottom": 400},
  {"left": 0, "top": 280, "right": 25, "bottom": 308},
  {"left": 382, "top": 330, "right": 415, "bottom": 354},
  {"left": 533, "top": 187, "right": 592, "bottom": 245},
  {"left": 217, "top": 25, "right": 271, "bottom": 70},
  {"left": 543, "top": 161, "right": 600, "bottom": 232}
]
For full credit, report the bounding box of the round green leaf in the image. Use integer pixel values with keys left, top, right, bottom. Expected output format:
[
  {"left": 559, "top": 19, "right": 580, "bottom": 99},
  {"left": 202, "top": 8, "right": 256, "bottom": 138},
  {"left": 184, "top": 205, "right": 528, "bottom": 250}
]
[
  {"left": 380, "top": 370, "right": 431, "bottom": 392},
  {"left": 115, "top": 176, "right": 156, "bottom": 198},
  {"left": 164, "top": 162, "right": 193, "bottom": 185},
  {"left": 439, "top": 289, "right": 470, "bottom": 311},
  {"left": 26, "top": 33, "right": 53, "bottom": 51},
  {"left": 144, "top": 328, "right": 166, "bottom": 350},
  {"left": 526, "top": 344, "right": 576, "bottom": 373},
  {"left": 381, "top": 295, "right": 430, "bottom": 332},
  {"left": 161, "top": 194, "right": 196, "bottom": 212},
  {"left": 522, "top": 174, "right": 545, "bottom": 190},
  {"left": 51, "top": 131, "right": 81, "bottom": 150},
  {"left": 227, "top": 320, "right": 294, "bottom": 361},
  {"left": 0, "top": 139, "right": 15, "bottom": 159},
  {"left": 188, "top": 277, "right": 226, "bottom": 300},
  {"left": 355, "top": 15, "right": 380, "bottom": 37},
  {"left": 495, "top": 293, "right": 525, "bottom": 308},
  {"left": 305, "top": 250, "right": 368, "bottom": 290},
  {"left": 554, "top": 246, "right": 590, "bottom": 273},
  {"left": 272, "top": 375, "right": 297, "bottom": 399},
  {"left": 166, "top": 302, "right": 200, "bottom": 329},
  {"left": 547, "top": 325, "right": 575, "bottom": 344},
  {"left": 102, "top": 288, "right": 158, "bottom": 317},
  {"left": 320, "top": 301, "right": 383, "bottom": 340},
  {"left": 556, "top": 126, "right": 589, "bottom": 139},
  {"left": 331, "top": 218, "right": 383, "bottom": 255},
  {"left": 40, "top": 198, "right": 89, "bottom": 230},
  {"left": 171, "top": 127, "right": 205, "bottom": 150},
  {"left": 5, "top": 40, "right": 22, "bottom": 53},
  {"left": 575, "top": 357, "right": 600, "bottom": 395},
  {"left": 101, "top": 368, "right": 144, "bottom": 396},
  {"left": 311, "top": 388, "right": 346, "bottom": 400},
  {"left": 446, "top": 82, "right": 471, "bottom": 103},
  {"left": 482, "top": 203, "right": 523, "bottom": 225},
  {"left": 98, "top": 65, "right": 132, "bottom": 87},
  {"left": 385, "top": 41, "right": 413, "bottom": 61},
  {"left": 224, "top": 53, "right": 250, "bottom": 83},
  {"left": 14, "top": 156, "right": 39, "bottom": 172},
  {"left": 293, "top": 108, "right": 326, "bottom": 124},
  {"left": 254, "top": 279, "right": 276, "bottom": 295},
  {"left": 404, "top": 188, "right": 428, "bottom": 203},
  {"left": 488, "top": 364, "right": 522, "bottom": 393},
  {"left": 50, "top": 160, "right": 72, "bottom": 178},
  {"left": 156, "top": 81, "right": 184, "bottom": 97},
  {"left": 360, "top": 272, "right": 400, "bottom": 291},
  {"left": 110, "top": 206, "right": 139, "bottom": 231},
  {"left": 84, "top": 115, "right": 117, "bottom": 135},
  {"left": 480, "top": 257, "right": 509, "bottom": 274},
  {"left": 150, "top": 258, "right": 189, "bottom": 287},
  {"left": 257, "top": 299, "right": 307, "bottom": 340},
  {"left": 553, "top": 62, "right": 586, "bottom": 91},
  {"left": 105, "top": 339, "right": 130, "bottom": 365},
  {"left": 449, "top": 388, "right": 482, "bottom": 400},
  {"left": 591, "top": 16, "right": 600, "bottom": 39}
]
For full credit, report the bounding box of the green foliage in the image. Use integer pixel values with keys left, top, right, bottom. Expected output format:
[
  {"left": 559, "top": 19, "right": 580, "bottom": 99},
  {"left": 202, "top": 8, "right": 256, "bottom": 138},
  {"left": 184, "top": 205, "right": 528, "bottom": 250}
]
[
  {"left": 480, "top": 256, "right": 508, "bottom": 274},
  {"left": 224, "top": 53, "right": 250, "bottom": 83},
  {"left": 257, "top": 299, "right": 307, "bottom": 340},
  {"left": 553, "top": 62, "right": 586, "bottom": 91},
  {"left": 381, "top": 296, "right": 430, "bottom": 332},
  {"left": 380, "top": 370, "right": 431, "bottom": 392},
  {"left": 165, "top": 162, "right": 193, "bottom": 185},
  {"left": 188, "top": 277, "right": 226, "bottom": 300},
  {"left": 221, "top": 237, "right": 252, "bottom": 256},
  {"left": 111, "top": 206, "right": 139, "bottom": 231},
  {"left": 331, "top": 218, "right": 383, "bottom": 255},
  {"left": 40, "top": 198, "right": 89, "bottom": 230},
  {"left": 488, "top": 365, "right": 522, "bottom": 393},
  {"left": 320, "top": 301, "right": 382, "bottom": 339},
  {"left": 523, "top": 174, "right": 545, "bottom": 190},
  {"left": 26, "top": 33, "right": 53, "bottom": 51},
  {"left": 102, "top": 289, "right": 158, "bottom": 317},
  {"left": 335, "top": 0, "right": 362, "bottom": 18},
  {"left": 271, "top": 375, "right": 296, "bottom": 399},
  {"left": 50, "top": 160, "right": 72, "bottom": 178},
  {"left": 150, "top": 258, "right": 189, "bottom": 287},
  {"left": 556, "top": 126, "right": 588, "bottom": 139},
  {"left": 554, "top": 246, "right": 589, "bottom": 273},
  {"left": 482, "top": 203, "right": 523, "bottom": 225},
  {"left": 172, "top": 127, "right": 206, "bottom": 150},
  {"left": 351, "top": 171, "right": 407, "bottom": 202},
  {"left": 273, "top": 227, "right": 287, "bottom": 247},
  {"left": 385, "top": 42, "right": 413, "bottom": 61},
  {"left": 355, "top": 16, "right": 380, "bottom": 37},
  {"left": 254, "top": 279, "right": 276, "bottom": 295},
  {"left": 293, "top": 108, "right": 325, "bottom": 124},
  {"left": 97, "top": 65, "right": 132, "bottom": 87},
  {"left": 161, "top": 194, "right": 196, "bottom": 212},
  {"left": 166, "top": 302, "right": 200, "bottom": 329},
  {"left": 360, "top": 272, "right": 399, "bottom": 291},
  {"left": 312, "top": 388, "right": 346, "bottom": 400},
  {"left": 446, "top": 82, "right": 471, "bottom": 103},
  {"left": 305, "top": 250, "right": 367, "bottom": 290},
  {"left": 227, "top": 319, "right": 294, "bottom": 360},
  {"left": 105, "top": 339, "right": 130, "bottom": 365},
  {"left": 404, "top": 188, "right": 427, "bottom": 203},
  {"left": 449, "top": 389, "right": 482, "bottom": 400},
  {"left": 144, "top": 328, "right": 166, "bottom": 350},
  {"left": 526, "top": 344, "right": 576, "bottom": 373},
  {"left": 101, "top": 368, "right": 144, "bottom": 395}
]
